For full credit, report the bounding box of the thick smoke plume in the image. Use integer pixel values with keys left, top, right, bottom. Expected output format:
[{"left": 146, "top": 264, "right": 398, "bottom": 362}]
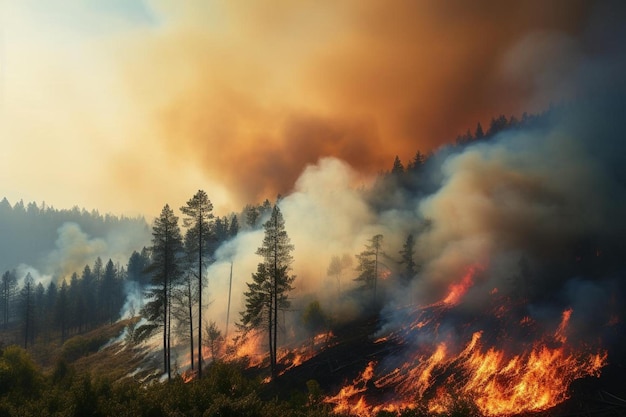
[
  {"left": 5, "top": 1, "right": 618, "bottom": 215},
  {"left": 200, "top": 92, "right": 626, "bottom": 354}
]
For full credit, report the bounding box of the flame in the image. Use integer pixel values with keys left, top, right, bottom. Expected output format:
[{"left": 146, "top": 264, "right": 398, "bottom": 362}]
[
  {"left": 554, "top": 308, "right": 572, "bottom": 344},
  {"left": 181, "top": 369, "right": 197, "bottom": 383},
  {"left": 224, "top": 331, "right": 267, "bottom": 367},
  {"left": 323, "top": 361, "right": 377, "bottom": 416},
  {"left": 325, "top": 304, "right": 607, "bottom": 417},
  {"left": 448, "top": 331, "right": 607, "bottom": 416},
  {"left": 278, "top": 331, "right": 335, "bottom": 376},
  {"left": 442, "top": 265, "right": 481, "bottom": 305}
]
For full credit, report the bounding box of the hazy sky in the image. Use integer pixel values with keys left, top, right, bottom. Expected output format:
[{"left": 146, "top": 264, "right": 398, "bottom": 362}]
[{"left": 0, "top": 0, "right": 615, "bottom": 217}]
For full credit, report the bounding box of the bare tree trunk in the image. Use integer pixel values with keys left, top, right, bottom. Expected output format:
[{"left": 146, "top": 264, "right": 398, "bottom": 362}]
[
  {"left": 188, "top": 278, "right": 194, "bottom": 370},
  {"left": 163, "top": 279, "right": 168, "bottom": 377},
  {"left": 198, "top": 215, "right": 203, "bottom": 379},
  {"left": 225, "top": 262, "right": 233, "bottom": 337}
]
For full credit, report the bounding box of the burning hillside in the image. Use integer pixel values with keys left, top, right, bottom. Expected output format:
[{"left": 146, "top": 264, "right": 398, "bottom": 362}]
[{"left": 220, "top": 98, "right": 626, "bottom": 417}]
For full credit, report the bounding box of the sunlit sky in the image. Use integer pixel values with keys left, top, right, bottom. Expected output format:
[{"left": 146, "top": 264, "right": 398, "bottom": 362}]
[{"left": 0, "top": 0, "right": 609, "bottom": 217}]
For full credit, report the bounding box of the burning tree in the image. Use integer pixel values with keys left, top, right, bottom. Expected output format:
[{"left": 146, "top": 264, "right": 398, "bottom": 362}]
[{"left": 240, "top": 204, "right": 295, "bottom": 380}]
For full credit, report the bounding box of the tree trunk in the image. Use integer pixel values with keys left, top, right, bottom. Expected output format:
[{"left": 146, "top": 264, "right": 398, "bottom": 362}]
[
  {"left": 225, "top": 262, "right": 233, "bottom": 337},
  {"left": 198, "top": 213, "right": 203, "bottom": 379},
  {"left": 188, "top": 278, "right": 194, "bottom": 370},
  {"left": 272, "top": 215, "right": 279, "bottom": 380},
  {"left": 163, "top": 279, "right": 168, "bottom": 377}
]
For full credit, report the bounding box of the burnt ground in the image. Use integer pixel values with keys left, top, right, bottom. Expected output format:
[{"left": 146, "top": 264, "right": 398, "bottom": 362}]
[{"left": 247, "top": 312, "right": 626, "bottom": 416}]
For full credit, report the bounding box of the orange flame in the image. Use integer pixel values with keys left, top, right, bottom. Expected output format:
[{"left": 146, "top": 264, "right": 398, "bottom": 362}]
[
  {"left": 442, "top": 265, "right": 481, "bottom": 305},
  {"left": 325, "top": 306, "right": 607, "bottom": 417},
  {"left": 323, "top": 361, "right": 377, "bottom": 416},
  {"left": 225, "top": 331, "right": 267, "bottom": 367}
]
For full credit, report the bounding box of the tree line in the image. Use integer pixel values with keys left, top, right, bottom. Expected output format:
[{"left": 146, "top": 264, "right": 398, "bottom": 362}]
[
  {"left": 1, "top": 256, "right": 138, "bottom": 350},
  {"left": 0, "top": 198, "right": 149, "bottom": 274}
]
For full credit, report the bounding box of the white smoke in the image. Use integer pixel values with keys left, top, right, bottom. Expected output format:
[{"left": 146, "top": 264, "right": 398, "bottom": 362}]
[{"left": 46, "top": 221, "right": 150, "bottom": 282}]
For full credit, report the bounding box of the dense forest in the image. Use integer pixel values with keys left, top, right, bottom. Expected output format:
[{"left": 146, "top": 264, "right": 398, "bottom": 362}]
[{"left": 1, "top": 96, "right": 625, "bottom": 417}]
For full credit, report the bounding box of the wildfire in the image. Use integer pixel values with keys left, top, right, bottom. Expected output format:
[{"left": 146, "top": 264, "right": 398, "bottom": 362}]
[
  {"left": 278, "top": 331, "right": 335, "bottom": 376},
  {"left": 323, "top": 361, "right": 377, "bottom": 416},
  {"left": 225, "top": 331, "right": 267, "bottom": 367},
  {"left": 181, "top": 369, "right": 197, "bottom": 383},
  {"left": 442, "top": 265, "right": 481, "bottom": 305},
  {"left": 325, "top": 304, "right": 607, "bottom": 417}
]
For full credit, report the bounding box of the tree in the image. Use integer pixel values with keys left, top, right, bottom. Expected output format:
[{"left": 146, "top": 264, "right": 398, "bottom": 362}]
[
  {"left": 398, "top": 233, "right": 417, "bottom": 282},
  {"left": 80, "top": 265, "right": 96, "bottom": 329},
  {"left": 127, "top": 249, "right": 150, "bottom": 285},
  {"left": 180, "top": 190, "right": 214, "bottom": 379},
  {"left": 391, "top": 156, "right": 404, "bottom": 174},
  {"left": 34, "top": 283, "right": 45, "bottom": 342},
  {"left": 228, "top": 215, "right": 239, "bottom": 238},
  {"left": 172, "top": 229, "right": 200, "bottom": 372},
  {"left": 327, "top": 254, "right": 352, "bottom": 298},
  {"left": 0, "top": 270, "right": 18, "bottom": 329},
  {"left": 407, "top": 151, "right": 426, "bottom": 172},
  {"left": 100, "top": 259, "right": 120, "bottom": 324},
  {"left": 20, "top": 273, "right": 35, "bottom": 349},
  {"left": 474, "top": 122, "right": 484, "bottom": 140},
  {"left": 244, "top": 204, "right": 260, "bottom": 228},
  {"left": 355, "top": 234, "right": 383, "bottom": 303},
  {"left": 56, "top": 281, "right": 69, "bottom": 342},
  {"left": 137, "top": 204, "right": 183, "bottom": 381},
  {"left": 204, "top": 321, "right": 223, "bottom": 362},
  {"left": 240, "top": 204, "right": 295, "bottom": 380}
]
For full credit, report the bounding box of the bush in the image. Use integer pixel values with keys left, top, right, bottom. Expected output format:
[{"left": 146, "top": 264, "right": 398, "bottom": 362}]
[{"left": 0, "top": 345, "right": 43, "bottom": 400}]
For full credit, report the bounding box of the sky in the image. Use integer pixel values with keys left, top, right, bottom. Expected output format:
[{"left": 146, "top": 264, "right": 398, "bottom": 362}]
[{"left": 0, "top": 0, "right": 619, "bottom": 218}]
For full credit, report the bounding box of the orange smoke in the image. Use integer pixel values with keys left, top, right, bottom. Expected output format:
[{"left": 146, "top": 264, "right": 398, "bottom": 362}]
[{"left": 111, "top": 1, "right": 598, "bottom": 209}]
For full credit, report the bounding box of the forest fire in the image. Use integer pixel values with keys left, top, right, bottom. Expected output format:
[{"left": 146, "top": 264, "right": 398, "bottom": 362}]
[
  {"left": 278, "top": 331, "right": 336, "bottom": 376},
  {"left": 323, "top": 267, "right": 609, "bottom": 417},
  {"left": 442, "top": 265, "right": 481, "bottom": 306}
]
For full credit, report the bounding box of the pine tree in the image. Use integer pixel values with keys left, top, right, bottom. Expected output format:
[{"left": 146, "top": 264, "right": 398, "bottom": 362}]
[
  {"left": 398, "top": 233, "right": 417, "bottom": 282},
  {"left": 327, "top": 254, "right": 352, "bottom": 298},
  {"left": 355, "top": 235, "right": 383, "bottom": 303},
  {"left": 137, "top": 204, "right": 183, "bottom": 381},
  {"left": 407, "top": 151, "right": 426, "bottom": 172},
  {"left": 20, "top": 273, "right": 35, "bottom": 349},
  {"left": 56, "top": 281, "right": 68, "bottom": 342},
  {"left": 100, "top": 259, "right": 119, "bottom": 324},
  {"left": 240, "top": 204, "right": 295, "bottom": 380},
  {"left": 180, "top": 190, "right": 214, "bottom": 379},
  {"left": 229, "top": 215, "right": 239, "bottom": 238},
  {"left": 475, "top": 122, "right": 484, "bottom": 140},
  {"left": 127, "top": 249, "right": 150, "bottom": 285},
  {"left": 391, "top": 156, "right": 405, "bottom": 174},
  {"left": 0, "top": 270, "right": 18, "bottom": 329}
]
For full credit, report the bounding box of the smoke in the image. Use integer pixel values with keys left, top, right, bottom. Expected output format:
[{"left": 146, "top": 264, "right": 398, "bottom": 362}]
[
  {"left": 6, "top": 1, "right": 615, "bottom": 216},
  {"left": 202, "top": 90, "right": 626, "bottom": 347},
  {"left": 205, "top": 158, "right": 381, "bottom": 336},
  {"left": 15, "top": 264, "right": 52, "bottom": 289},
  {"left": 46, "top": 222, "right": 108, "bottom": 280},
  {"left": 46, "top": 222, "right": 150, "bottom": 282}
]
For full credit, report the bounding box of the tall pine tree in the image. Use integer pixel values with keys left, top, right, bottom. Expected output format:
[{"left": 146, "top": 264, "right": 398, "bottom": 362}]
[
  {"left": 240, "top": 204, "right": 295, "bottom": 380},
  {"left": 137, "top": 204, "right": 183, "bottom": 381},
  {"left": 180, "top": 190, "right": 214, "bottom": 379}
]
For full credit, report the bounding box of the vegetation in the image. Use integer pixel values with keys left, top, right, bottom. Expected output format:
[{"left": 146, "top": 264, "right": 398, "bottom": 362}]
[
  {"left": 240, "top": 204, "right": 296, "bottom": 380},
  {"left": 180, "top": 190, "right": 215, "bottom": 379}
]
